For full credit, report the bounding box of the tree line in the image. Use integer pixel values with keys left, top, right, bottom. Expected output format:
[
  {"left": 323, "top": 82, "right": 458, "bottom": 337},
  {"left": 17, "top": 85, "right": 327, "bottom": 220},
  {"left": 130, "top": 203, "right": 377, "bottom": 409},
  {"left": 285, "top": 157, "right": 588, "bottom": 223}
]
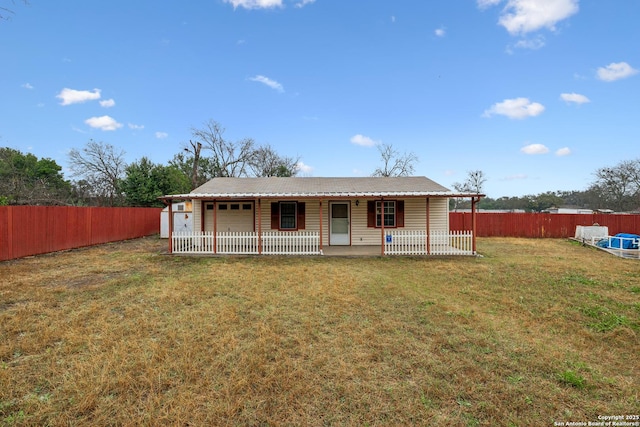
[
  {"left": 452, "top": 163, "right": 640, "bottom": 212},
  {"left": 1, "top": 119, "right": 300, "bottom": 207},
  {"left": 1, "top": 118, "right": 638, "bottom": 211}
]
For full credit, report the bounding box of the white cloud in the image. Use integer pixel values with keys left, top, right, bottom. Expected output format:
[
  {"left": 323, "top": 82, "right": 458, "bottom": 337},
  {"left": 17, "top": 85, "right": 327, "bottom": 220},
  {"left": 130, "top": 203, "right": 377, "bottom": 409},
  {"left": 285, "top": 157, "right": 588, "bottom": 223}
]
[
  {"left": 224, "top": 0, "right": 282, "bottom": 9},
  {"left": 477, "top": 0, "right": 501, "bottom": 9},
  {"left": 596, "top": 62, "right": 638, "bottom": 82},
  {"left": 128, "top": 123, "right": 144, "bottom": 130},
  {"left": 249, "top": 75, "right": 284, "bottom": 92},
  {"left": 483, "top": 97, "right": 545, "bottom": 119},
  {"left": 350, "top": 134, "right": 378, "bottom": 147},
  {"left": 57, "top": 88, "right": 101, "bottom": 106},
  {"left": 560, "top": 92, "right": 590, "bottom": 104},
  {"left": 84, "top": 115, "right": 123, "bottom": 131},
  {"left": 521, "top": 143, "right": 549, "bottom": 155},
  {"left": 100, "top": 99, "right": 115, "bottom": 108},
  {"left": 294, "top": 0, "right": 315, "bottom": 8},
  {"left": 480, "top": 0, "right": 579, "bottom": 35},
  {"left": 502, "top": 173, "right": 528, "bottom": 181},
  {"left": 297, "top": 161, "right": 313, "bottom": 174},
  {"left": 556, "top": 147, "right": 571, "bottom": 156},
  {"left": 22, "top": 83, "right": 34, "bottom": 90},
  {"left": 155, "top": 132, "right": 169, "bottom": 139},
  {"left": 391, "top": 15, "right": 396, "bottom": 23},
  {"left": 510, "top": 35, "right": 546, "bottom": 51},
  {"left": 435, "top": 27, "right": 446, "bottom": 37}
]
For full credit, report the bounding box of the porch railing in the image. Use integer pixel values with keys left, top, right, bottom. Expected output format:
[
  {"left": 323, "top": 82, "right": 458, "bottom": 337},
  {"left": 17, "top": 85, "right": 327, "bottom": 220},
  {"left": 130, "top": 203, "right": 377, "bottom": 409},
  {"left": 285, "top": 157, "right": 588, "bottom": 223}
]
[
  {"left": 171, "top": 231, "right": 320, "bottom": 255},
  {"left": 384, "top": 230, "right": 474, "bottom": 255}
]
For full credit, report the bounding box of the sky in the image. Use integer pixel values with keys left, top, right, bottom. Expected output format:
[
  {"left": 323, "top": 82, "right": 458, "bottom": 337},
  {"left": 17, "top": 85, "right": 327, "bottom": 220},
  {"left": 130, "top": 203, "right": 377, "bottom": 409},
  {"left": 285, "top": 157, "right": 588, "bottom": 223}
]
[{"left": 1, "top": 0, "right": 639, "bottom": 198}]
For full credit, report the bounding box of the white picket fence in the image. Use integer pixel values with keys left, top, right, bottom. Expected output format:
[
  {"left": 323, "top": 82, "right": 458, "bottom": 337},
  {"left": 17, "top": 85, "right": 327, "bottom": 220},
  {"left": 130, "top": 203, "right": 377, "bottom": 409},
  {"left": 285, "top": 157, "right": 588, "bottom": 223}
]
[
  {"left": 171, "top": 231, "right": 320, "bottom": 255},
  {"left": 171, "top": 230, "right": 473, "bottom": 256},
  {"left": 384, "top": 230, "right": 474, "bottom": 255}
]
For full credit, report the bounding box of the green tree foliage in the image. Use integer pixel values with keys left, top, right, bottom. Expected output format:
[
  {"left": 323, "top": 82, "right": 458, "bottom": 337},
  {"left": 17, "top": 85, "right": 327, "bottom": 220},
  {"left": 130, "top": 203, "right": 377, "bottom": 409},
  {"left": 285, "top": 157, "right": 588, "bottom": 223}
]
[
  {"left": 0, "top": 147, "right": 71, "bottom": 205},
  {"left": 120, "top": 157, "right": 191, "bottom": 207},
  {"left": 169, "top": 152, "right": 218, "bottom": 190}
]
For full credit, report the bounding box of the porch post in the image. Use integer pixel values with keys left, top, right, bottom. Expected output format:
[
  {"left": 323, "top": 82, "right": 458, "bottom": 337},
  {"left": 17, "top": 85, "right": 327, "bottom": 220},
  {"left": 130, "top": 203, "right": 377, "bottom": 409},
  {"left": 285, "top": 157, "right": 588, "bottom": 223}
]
[
  {"left": 471, "top": 196, "right": 478, "bottom": 254},
  {"left": 380, "top": 198, "right": 385, "bottom": 256},
  {"left": 200, "top": 200, "right": 205, "bottom": 232},
  {"left": 426, "top": 198, "right": 431, "bottom": 255},
  {"left": 319, "top": 199, "right": 323, "bottom": 252},
  {"left": 257, "top": 198, "right": 262, "bottom": 255},
  {"left": 213, "top": 200, "right": 217, "bottom": 254},
  {"left": 168, "top": 199, "right": 173, "bottom": 254}
]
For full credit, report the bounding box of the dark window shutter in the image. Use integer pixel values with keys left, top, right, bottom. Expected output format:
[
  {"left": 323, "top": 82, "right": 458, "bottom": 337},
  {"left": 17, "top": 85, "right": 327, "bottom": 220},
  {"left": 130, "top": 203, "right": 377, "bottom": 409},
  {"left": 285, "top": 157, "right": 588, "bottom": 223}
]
[
  {"left": 396, "top": 200, "right": 405, "bottom": 227},
  {"left": 271, "top": 202, "right": 279, "bottom": 229},
  {"left": 367, "top": 201, "right": 375, "bottom": 228},
  {"left": 297, "top": 202, "right": 306, "bottom": 230}
]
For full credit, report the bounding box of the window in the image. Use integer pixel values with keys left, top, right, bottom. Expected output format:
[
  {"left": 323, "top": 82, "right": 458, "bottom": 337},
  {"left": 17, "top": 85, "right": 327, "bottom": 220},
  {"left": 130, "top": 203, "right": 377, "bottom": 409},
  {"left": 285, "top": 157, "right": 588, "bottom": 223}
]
[
  {"left": 206, "top": 204, "right": 214, "bottom": 211},
  {"left": 280, "top": 202, "right": 297, "bottom": 229},
  {"left": 271, "top": 202, "right": 306, "bottom": 230},
  {"left": 376, "top": 201, "right": 395, "bottom": 227},
  {"left": 230, "top": 204, "right": 240, "bottom": 210},
  {"left": 219, "top": 204, "right": 227, "bottom": 210},
  {"left": 242, "top": 204, "right": 252, "bottom": 210},
  {"left": 367, "top": 200, "right": 404, "bottom": 228}
]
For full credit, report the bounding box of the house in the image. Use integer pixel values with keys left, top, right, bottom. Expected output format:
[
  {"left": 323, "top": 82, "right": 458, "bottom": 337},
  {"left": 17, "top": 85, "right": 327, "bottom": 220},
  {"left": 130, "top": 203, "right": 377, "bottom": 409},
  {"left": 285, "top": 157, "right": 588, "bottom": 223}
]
[{"left": 160, "top": 176, "right": 483, "bottom": 256}]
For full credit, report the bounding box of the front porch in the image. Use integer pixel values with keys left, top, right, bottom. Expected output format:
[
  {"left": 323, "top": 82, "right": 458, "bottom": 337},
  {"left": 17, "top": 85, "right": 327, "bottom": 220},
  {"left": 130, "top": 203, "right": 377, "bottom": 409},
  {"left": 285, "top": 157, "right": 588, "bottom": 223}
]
[{"left": 170, "top": 229, "right": 476, "bottom": 256}]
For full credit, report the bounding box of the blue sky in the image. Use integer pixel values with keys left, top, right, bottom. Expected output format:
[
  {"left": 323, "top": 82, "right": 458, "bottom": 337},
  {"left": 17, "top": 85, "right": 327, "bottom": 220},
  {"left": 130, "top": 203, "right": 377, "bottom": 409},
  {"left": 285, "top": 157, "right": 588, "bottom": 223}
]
[{"left": 1, "top": 0, "right": 639, "bottom": 198}]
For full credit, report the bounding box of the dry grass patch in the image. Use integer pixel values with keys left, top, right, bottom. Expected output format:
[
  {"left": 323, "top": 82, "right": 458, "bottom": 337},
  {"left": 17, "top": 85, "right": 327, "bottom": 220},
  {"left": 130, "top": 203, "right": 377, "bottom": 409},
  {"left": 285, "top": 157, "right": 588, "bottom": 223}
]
[{"left": 1, "top": 236, "right": 638, "bottom": 426}]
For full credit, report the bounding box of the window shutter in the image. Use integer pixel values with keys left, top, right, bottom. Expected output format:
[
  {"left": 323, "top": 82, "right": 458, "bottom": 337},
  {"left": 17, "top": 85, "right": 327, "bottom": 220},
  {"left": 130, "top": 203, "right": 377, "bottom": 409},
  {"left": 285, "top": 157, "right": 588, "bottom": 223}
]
[
  {"left": 271, "top": 202, "right": 279, "bottom": 229},
  {"left": 297, "top": 202, "right": 306, "bottom": 230},
  {"left": 397, "top": 200, "right": 405, "bottom": 227},
  {"left": 367, "top": 201, "right": 375, "bottom": 228}
]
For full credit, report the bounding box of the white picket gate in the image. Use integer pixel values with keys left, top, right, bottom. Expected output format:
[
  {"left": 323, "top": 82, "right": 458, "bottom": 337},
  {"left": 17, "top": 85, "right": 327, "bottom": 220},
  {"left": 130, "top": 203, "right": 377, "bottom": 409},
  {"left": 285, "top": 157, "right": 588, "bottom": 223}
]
[{"left": 384, "top": 230, "right": 474, "bottom": 255}]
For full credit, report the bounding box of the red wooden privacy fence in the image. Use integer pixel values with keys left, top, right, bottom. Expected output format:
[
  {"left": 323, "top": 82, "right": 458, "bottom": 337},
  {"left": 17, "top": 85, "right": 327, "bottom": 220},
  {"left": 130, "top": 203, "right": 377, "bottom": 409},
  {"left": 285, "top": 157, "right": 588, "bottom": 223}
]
[
  {"left": 0, "top": 206, "right": 162, "bottom": 261},
  {"left": 450, "top": 212, "right": 640, "bottom": 238}
]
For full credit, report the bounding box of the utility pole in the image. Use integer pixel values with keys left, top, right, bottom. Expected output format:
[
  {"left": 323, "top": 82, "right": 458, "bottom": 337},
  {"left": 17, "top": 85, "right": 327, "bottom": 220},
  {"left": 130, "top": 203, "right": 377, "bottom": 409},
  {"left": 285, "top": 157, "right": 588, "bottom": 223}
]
[{"left": 185, "top": 140, "right": 202, "bottom": 190}]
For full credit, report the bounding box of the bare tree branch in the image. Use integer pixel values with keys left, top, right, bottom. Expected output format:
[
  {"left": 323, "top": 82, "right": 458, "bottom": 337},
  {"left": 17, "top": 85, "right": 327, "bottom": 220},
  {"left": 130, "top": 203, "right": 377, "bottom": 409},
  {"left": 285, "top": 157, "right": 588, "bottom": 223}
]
[
  {"left": 249, "top": 144, "right": 299, "bottom": 177},
  {"left": 372, "top": 143, "right": 418, "bottom": 177},
  {"left": 191, "top": 119, "right": 255, "bottom": 177},
  {"left": 68, "top": 140, "right": 127, "bottom": 206}
]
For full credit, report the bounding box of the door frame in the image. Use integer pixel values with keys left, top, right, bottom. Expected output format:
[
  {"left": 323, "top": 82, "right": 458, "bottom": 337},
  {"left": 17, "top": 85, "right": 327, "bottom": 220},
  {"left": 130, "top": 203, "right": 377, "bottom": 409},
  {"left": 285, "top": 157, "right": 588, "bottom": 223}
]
[{"left": 329, "top": 201, "right": 350, "bottom": 246}]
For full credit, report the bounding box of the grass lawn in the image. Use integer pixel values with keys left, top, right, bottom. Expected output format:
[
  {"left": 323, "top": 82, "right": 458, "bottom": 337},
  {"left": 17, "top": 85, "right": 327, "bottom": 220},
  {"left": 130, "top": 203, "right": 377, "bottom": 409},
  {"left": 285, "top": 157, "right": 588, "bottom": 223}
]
[{"left": 1, "top": 236, "right": 638, "bottom": 426}]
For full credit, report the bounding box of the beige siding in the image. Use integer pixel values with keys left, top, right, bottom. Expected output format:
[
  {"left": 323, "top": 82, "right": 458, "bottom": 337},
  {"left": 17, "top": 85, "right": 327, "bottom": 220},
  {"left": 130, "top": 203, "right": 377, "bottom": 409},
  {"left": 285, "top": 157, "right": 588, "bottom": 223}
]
[
  {"left": 194, "top": 196, "right": 450, "bottom": 246},
  {"left": 193, "top": 200, "right": 203, "bottom": 232},
  {"left": 428, "top": 198, "right": 449, "bottom": 231},
  {"left": 256, "top": 199, "right": 322, "bottom": 232}
]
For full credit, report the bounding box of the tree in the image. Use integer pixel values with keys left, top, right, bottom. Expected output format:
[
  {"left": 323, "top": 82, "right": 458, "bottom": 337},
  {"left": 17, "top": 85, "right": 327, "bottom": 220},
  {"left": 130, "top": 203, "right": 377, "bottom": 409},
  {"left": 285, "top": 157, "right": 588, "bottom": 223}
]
[
  {"left": 452, "top": 170, "right": 486, "bottom": 194},
  {"left": 371, "top": 143, "right": 418, "bottom": 177},
  {"left": 0, "top": 147, "right": 71, "bottom": 205},
  {"left": 249, "top": 144, "right": 299, "bottom": 177},
  {"left": 120, "top": 157, "right": 190, "bottom": 207},
  {"left": 169, "top": 152, "right": 218, "bottom": 189},
  {"left": 1, "top": 0, "right": 28, "bottom": 21},
  {"left": 525, "top": 191, "right": 565, "bottom": 212},
  {"left": 191, "top": 119, "right": 255, "bottom": 177},
  {"left": 68, "top": 140, "right": 127, "bottom": 206},
  {"left": 589, "top": 159, "right": 640, "bottom": 211},
  {"left": 451, "top": 170, "right": 486, "bottom": 210}
]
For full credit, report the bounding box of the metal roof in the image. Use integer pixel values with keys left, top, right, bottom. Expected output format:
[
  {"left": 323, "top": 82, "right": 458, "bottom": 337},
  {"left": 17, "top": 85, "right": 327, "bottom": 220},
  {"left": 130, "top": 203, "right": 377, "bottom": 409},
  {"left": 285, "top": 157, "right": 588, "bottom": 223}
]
[{"left": 162, "top": 176, "right": 483, "bottom": 199}]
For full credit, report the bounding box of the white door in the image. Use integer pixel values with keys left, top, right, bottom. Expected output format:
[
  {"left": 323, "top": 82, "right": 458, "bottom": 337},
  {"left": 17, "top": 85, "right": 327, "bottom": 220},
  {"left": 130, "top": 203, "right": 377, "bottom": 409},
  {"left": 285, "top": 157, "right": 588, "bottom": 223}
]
[{"left": 330, "top": 202, "right": 350, "bottom": 245}]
